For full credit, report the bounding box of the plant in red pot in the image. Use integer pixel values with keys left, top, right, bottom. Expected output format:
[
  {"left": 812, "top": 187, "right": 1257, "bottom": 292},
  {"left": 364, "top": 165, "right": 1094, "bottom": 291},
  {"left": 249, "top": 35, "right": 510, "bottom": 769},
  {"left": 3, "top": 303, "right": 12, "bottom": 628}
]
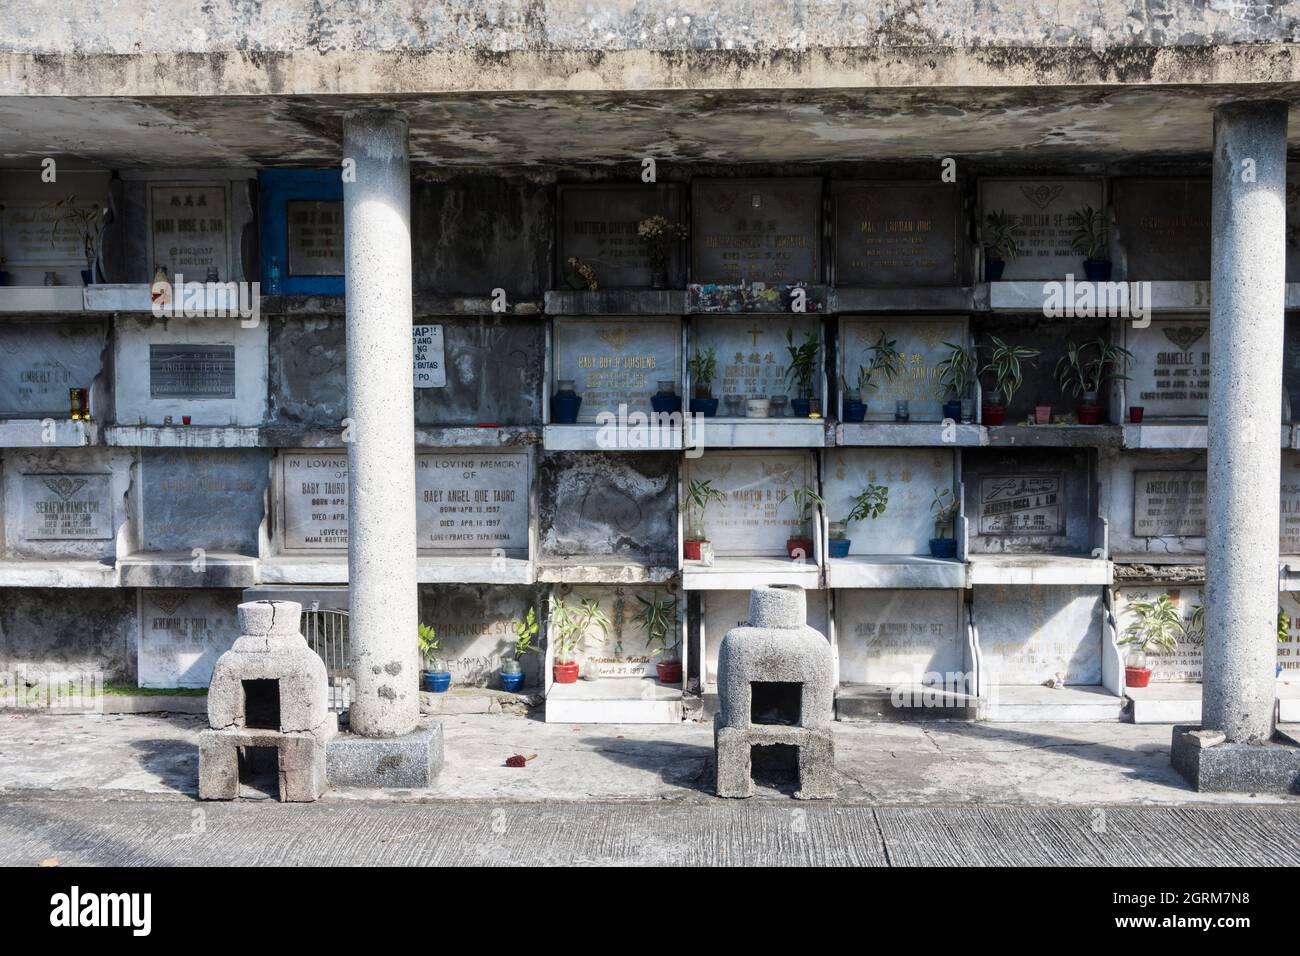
[
  {"left": 683, "top": 478, "right": 726, "bottom": 562},
  {"left": 786, "top": 484, "right": 823, "bottom": 560},
  {"left": 1055, "top": 336, "right": 1133, "bottom": 426},
  {"left": 980, "top": 335, "right": 1039, "bottom": 426},
  {"left": 1119, "top": 594, "right": 1183, "bottom": 689},
  {"left": 548, "top": 593, "right": 610, "bottom": 685},
  {"left": 634, "top": 593, "right": 682, "bottom": 684}
]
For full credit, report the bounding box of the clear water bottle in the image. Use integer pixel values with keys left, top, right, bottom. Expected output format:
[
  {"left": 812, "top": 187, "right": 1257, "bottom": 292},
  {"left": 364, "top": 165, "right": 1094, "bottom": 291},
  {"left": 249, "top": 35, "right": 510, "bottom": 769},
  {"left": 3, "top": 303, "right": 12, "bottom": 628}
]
[{"left": 266, "top": 256, "right": 282, "bottom": 295}]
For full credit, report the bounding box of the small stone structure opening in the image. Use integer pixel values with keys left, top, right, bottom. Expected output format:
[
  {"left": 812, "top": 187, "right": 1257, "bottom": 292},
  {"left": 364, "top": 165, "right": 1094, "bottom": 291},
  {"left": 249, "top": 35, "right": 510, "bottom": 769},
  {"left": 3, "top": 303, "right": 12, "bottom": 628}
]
[
  {"left": 751, "top": 681, "right": 802, "bottom": 725},
  {"left": 238, "top": 745, "right": 280, "bottom": 798},
  {"left": 243, "top": 679, "right": 280, "bottom": 730},
  {"left": 714, "top": 586, "right": 837, "bottom": 800}
]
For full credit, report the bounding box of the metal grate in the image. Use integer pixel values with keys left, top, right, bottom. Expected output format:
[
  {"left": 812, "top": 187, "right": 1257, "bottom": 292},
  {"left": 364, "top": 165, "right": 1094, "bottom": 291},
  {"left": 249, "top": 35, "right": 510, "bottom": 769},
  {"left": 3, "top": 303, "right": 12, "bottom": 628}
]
[{"left": 301, "top": 608, "right": 351, "bottom": 713}]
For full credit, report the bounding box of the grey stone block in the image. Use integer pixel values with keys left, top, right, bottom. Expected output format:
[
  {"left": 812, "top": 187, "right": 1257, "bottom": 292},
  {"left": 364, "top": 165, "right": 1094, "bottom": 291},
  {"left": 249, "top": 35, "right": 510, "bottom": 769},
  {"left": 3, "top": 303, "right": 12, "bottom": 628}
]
[
  {"left": 198, "top": 717, "right": 336, "bottom": 802},
  {"left": 747, "top": 585, "right": 806, "bottom": 629},
  {"left": 327, "top": 723, "right": 444, "bottom": 788},
  {"left": 714, "top": 721, "right": 837, "bottom": 800},
  {"left": 1171, "top": 724, "right": 1300, "bottom": 794},
  {"left": 237, "top": 600, "right": 303, "bottom": 638}
]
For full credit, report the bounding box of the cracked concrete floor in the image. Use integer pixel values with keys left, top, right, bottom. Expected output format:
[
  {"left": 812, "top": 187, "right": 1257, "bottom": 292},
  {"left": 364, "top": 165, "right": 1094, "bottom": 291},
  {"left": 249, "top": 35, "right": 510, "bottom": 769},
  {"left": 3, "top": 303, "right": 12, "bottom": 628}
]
[{"left": 1, "top": 711, "right": 1298, "bottom": 806}]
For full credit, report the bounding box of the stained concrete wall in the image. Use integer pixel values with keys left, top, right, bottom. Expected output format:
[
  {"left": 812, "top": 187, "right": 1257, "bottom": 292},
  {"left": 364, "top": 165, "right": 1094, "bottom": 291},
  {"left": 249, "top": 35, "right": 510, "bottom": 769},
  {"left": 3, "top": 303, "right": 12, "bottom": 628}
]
[
  {"left": 974, "top": 584, "right": 1104, "bottom": 686},
  {"left": 0, "top": 587, "right": 138, "bottom": 682},
  {"left": 412, "top": 176, "right": 551, "bottom": 301},
  {"left": 268, "top": 314, "right": 544, "bottom": 428},
  {"left": 537, "top": 451, "right": 677, "bottom": 566}
]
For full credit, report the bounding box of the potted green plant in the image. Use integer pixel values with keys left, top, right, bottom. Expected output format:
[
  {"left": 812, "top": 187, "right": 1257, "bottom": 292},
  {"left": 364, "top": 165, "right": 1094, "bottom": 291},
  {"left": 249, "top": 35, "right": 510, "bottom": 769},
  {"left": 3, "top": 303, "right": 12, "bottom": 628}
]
[
  {"left": 929, "top": 486, "right": 960, "bottom": 559},
  {"left": 683, "top": 477, "right": 727, "bottom": 561},
  {"left": 785, "top": 329, "right": 821, "bottom": 417},
  {"left": 1119, "top": 594, "right": 1183, "bottom": 688},
  {"left": 548, "top": 594, "right": 610, "bottom": 684},
  {"left": 982, "top": 210, "right": 1021, "bottom": 281},
  {"left": 500, "top": 606, "right": 538, "bottom": 692},
  {"left": 787, "top": 484, "right": 823, "bottom": 559},
  {"left": 1055, "top": 337, "right": 1133, "bottom": 425},
  {"left": 828, "top": 484, "right": 888, "bottom": 558},
  {"left": 980, "top": 335, "right": 1040, "bottom": 425},
  {"left": 46, "top": 193, "right": 104, "bottom": 286},
  {"left": 937, "top": 341, "right": 976, "bottom": 422},
  {"left": 843, "top": 329, "right": 902, "bottom": 422},
  {"left": 688, "top": 346, "right": 719, "bottom": 417},
  {"left": 1068, "top": 205, "right": 1111, "bottom": 280},
  {"left": 418, "top": 622, "right": 451, "bottom": 693},
  {"left": 637, "top": 215, "right": 688, "bottom": 289},
  {"left": 1279, "top": 606, "right": 1291, "bottom": 679},
  {"left": 634, "top": 594, "right": 681, "bottom": 684}
]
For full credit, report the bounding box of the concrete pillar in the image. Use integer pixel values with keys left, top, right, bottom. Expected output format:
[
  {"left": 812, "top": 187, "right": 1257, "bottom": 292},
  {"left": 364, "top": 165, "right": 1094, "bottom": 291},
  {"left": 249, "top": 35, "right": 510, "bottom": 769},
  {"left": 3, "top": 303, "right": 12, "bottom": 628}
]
[
  {"left": 1203, "top": 100, "right": 1289, "bottom": 744},
  {"left": 342, "top": 109, "right": 419, "bottom": 738}
]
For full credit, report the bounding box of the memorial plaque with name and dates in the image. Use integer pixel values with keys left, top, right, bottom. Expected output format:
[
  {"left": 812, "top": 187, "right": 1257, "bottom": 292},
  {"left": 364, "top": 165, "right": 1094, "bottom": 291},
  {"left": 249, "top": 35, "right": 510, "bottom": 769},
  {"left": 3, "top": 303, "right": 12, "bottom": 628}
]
[
  {"left": 1113, "top": 178, "right": 1211, "bottom": 280},
  {"left": 20, "top": 473, "right": 113, "bottom": 541},
  {"left": 148, "top": 183, "right": 231, "bottom": 280},
  {"left": 836, "top": 589, "right": 963, "bottom": 685},
  {"left": 1126, "top": 321, "right": 1211, "bottom": 418},
  {"left": 977, "top": 178, "right": 1103, "bottom": 280},
  {"left": 286, "top": 200, "right": 344, "bottom": 276},
  {"left": 557, "top": 185, "right": 684, "bottom": 288},
  {"left": 0, "top": 200, "right": 93, "bottom": 269},
  {"left": 280, "top": 452, "right": 349, "bottom": 550},
  {"left": 416, "top": 452, "right": 530, "bottom": 554},
  {"left": 696, "top": 315, "right": 819, "bottom": 403},
  {"left": 691, "top": 179, "right": 822, "bottom": 285},
  {"left": 832, "top": 182, "right": 961, "bottom": 287},
  {"left": 839, "top": 317, "right": 964, "bottom": 421},
  {"left": 978, "top": 475, "right": 1064, "bottom": 535},
  {"left": 1133, "top": 470, "right": 1207, "bottom": 537},
  {"left": 149, "top": 345, "right": 236, "bottom": 399},
  {"left": 553, "top": 318, "right": 679, "bottom": 421},
  {"left": 686, "top": 452, "right": 812, "bottom": 556},
  {"left": 0, "top": 323, "right": 105, "bottom": 418}
]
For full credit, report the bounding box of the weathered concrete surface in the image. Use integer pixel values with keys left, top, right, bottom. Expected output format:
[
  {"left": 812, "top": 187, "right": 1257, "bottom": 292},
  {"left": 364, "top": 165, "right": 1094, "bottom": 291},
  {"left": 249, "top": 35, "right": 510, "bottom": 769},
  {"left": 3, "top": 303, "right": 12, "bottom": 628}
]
[
  {"left": 6, "top": 1, "right": 1300, "bottom": 102},
  {"left": 0, "top": 588, "right": 138, "bottom": 684},
  {"left": 1204, "top": 100, "right": 1289, "bottom": 745},
  {"left": 4, "top": 712, "right": 1299, "bottom": 807},
  {"left": 7, "top": 794, "right": 1300, "bottom": 866},
  {"left": 343, "top": 109, "right": 420, "bottom": 739}
]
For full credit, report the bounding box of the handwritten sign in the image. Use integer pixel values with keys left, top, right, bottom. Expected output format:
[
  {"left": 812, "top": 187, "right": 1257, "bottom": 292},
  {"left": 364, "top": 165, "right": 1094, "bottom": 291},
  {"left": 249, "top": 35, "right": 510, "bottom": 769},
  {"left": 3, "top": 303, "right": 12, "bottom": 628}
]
[{"left": 413, "top": 325, "right": 446, "bottom": 388}]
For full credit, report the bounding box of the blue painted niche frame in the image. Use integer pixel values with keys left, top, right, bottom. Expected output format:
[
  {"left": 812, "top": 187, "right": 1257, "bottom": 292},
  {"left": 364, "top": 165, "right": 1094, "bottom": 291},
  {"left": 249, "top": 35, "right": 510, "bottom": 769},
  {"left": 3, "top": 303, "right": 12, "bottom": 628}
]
[{"left": 259, "top": 168, "right": 345, "bottom": 295}]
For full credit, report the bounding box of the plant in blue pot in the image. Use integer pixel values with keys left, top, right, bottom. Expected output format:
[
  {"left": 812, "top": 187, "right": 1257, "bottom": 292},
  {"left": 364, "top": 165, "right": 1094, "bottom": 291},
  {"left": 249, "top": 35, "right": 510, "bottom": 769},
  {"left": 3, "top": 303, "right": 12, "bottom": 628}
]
[
  {"left": 552, "top": 379, "right": 582, "bottom": 424},
  {"left": 937, "top": 341, "right": 976, "bottom": 423},
  {"left": 46, "top": 193, "right": 105, "bottom": 286},
  {"left": 982, "top": 209, "right": 1021, "bottom": 281},
  {"left": 500, "top": 606, "right": 538, "bottom": 692},
  {"left": 828, "top": 484, "right": 888, "bottom": 558},
  {"left": 1068, "top": 205, "right": 1111, "bottom": 281},
  {"left": 687, "top": 347, "right": 719, "bottom": 417},
  {"left": 928, "top": 487, "right": 960, "bottom": 559},
  {"left": 785, "top": 329, "right": 821, "bottom": 418},
  {"left": 418, "top": 622, "right": 451, "bottom": 692},
  {"left": 651, "top": 379, "right": 682, "bottom": 415},
  {"left": 847, "top": 329, "right": 903, "bottom": 422}
]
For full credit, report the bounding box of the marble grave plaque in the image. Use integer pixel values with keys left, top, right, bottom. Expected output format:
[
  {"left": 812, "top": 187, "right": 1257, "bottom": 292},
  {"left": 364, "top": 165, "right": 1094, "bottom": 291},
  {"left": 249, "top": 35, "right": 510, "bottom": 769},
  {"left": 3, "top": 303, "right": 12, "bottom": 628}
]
[
  {"left": 280, "top": 452, "right": 348, "bottom": 550},
  {"left": 0, "top": 322, "right": 105, "bottom": 418},
  {"left": 557, "top": 184, "right": 684, "bottom": 288},
  {"left": 416, "top": 452, "right": 530, "bottom": 553},
  {"left": 552, "top": 318, "right": 679, "bottom": 421},
  {"left": 836, "top": 589, "right": 963, "bottom": 685},
  {"left": 148, "top": 183, "right": 231, "bottom": 280},
  {"left": 832, "top": 182, "right": 961, "bottom": 286},
  {"left": 978, "top": 475, "right": 1064, "bottom": 535},
  {"left": 1133, "top": 470, "right": 1206, "bottom": 538},
  {"left": 1126, "top": 321, "right": 1210, "bottom": 418},
  {"left": 687, "top": 452, "right": 811, "bottom": 556},
  {"left": 977, "top": 178, "right": 1103, "bottom": 280},
  {"left": 20, "top": 473, "right": 113, "bottom": 540},
  {"left": 141, "top": 450, "right": 268, "bottom": 553},
  {"left": 839, "top": 317, "right": 963, "bottom": 421},
  {"left": 286, "top": 200, "right": 344, "bottom": 276},
  {"left": 149, "top": 345, "right": 236, "bottom": 399},
  {"left": 1112, "top": 178, "right": 1211, "bottom": 280},
  {"left": 691, "top": 179, "right": 822, "bottom": 285},
  {"left": 697, "top": 315, "right": 820, "bottom": 404}
]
